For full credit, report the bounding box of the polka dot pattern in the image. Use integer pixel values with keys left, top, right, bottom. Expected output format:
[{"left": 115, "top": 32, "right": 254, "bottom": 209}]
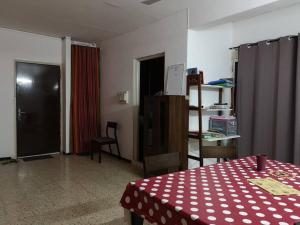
[{"left": 121, "top": 156, "right": 300, "bottom": 225}]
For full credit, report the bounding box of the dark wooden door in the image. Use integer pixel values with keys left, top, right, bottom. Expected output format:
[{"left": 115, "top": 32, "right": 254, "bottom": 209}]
[
  {"left": 16, "top": 62, "right": 61, "bottom": 157},
  {"left": 139, "top": 56, "right": 165, "bottom": 161}
]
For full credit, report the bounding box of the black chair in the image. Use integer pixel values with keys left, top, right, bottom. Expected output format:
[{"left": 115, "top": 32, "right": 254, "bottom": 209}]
[
  {"left": 91, "top": 122, "right": 120, "bottom": 163},
  {"left": 143, "top": 152, "right": 181, "bottom": 178}
]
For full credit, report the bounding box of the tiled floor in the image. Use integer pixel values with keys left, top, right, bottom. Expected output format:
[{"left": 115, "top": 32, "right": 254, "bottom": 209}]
[
  {"left": 188, "top": 149, "right": 219, "bottom": 169},
  {"left": 0, "top": 152, "right": 218, "bottom": 225},
  {"left": 0, "top": 154, "right": 142, "bottom": 225}
]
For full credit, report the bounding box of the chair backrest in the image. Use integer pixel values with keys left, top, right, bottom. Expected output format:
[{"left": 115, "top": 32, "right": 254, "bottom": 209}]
[
  {"left": 106, "top": 122, "right": 118, "bottom": 138},
  {"left": 143, "top": 152, "right": 181, "bottom": 178}
]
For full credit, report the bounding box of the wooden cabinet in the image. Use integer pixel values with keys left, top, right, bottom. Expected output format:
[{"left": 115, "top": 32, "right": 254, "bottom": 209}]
[{"left": 143, "top": 96, "right": 188, "bottom": 170}]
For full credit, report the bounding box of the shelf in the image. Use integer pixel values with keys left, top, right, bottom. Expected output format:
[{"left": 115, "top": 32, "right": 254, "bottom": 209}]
[
  {"left": 189, "top": 106, "right": 232, "bottom": 112},
  {"left": 203, "top": 108, "right": 232, "bottom": 112},
  {"left": 203, "top": 135, "right": 240, "bottom": 142},
  {"left": 201, "top": 84, "right": 234, "bottom": 89},
  {"left": 187, "top": 74, "right": 237, "bottom": 166},
  {"left": 189, "top": 106, "right": 200, "bottom": 111},
  {"left": 188, "top": 131, "right": 240, "bottom": 142},
  {"left": 188, "top": 155, "right": 201, "bottom": 161},
  {"left": 202, "top": 146, "right": 236, "bottom": 158},
  {"left": 188, "top": 131, "right": 201, "bottom": 139}
]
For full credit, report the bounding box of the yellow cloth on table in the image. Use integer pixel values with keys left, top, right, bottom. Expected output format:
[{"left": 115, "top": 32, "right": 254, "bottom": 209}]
[{"left": 248, "top": 178, "right": 300, "bottom": 196}]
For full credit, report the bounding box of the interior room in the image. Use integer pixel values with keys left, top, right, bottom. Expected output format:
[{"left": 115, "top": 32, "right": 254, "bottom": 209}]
[{"left": 1, "top": 0, "right": 300, "bottom": 225}]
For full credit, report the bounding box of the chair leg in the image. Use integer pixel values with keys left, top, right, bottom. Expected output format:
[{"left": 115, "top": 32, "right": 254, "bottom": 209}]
[
  {"left": 98, "top": 149, "right": 102, "bottom": 163},
  {"left": 108, "top": 144, "right": 113, "bottom": 154},
  {"left": 116, "top": 141, "right": 121, "bottom": 158},
  {"left": 91, "top": 142, "right": 94, "bottom": 160},
  {"left": 131, "top": 212, "right": 144, "bottom": 225},
  {"left": 200, "top": 157, "right": 204, "bottom": 167}
]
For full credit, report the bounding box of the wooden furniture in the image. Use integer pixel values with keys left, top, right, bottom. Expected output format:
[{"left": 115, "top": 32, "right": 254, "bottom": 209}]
[
  {"left": 186, "top": 73, "right": 239, "bottom": 167},
  {"left": 143, "top": 152, "right": 181, "bottom": 178},
  {"left": 90, "top": 121, "right": 120, "bottom": 163},
  {"left": 143, "top": 96, "right": 188, "bottom": 170}
]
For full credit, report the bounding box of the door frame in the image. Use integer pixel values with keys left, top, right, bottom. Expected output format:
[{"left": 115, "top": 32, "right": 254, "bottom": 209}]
[
  {"left": 14, "top": 60, "right": 63, "bottom": 158},
  {"left": 132, "top": 53, "right": 165, "bottom": 162}
]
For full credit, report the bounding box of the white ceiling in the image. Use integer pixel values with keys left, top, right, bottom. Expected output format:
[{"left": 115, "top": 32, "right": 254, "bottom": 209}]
[
  {"left": 0, "top": 0, "right": 299, "bottom": 43},
  {"left": 0, "top": 0, "right": 186, "bottom": 42}
]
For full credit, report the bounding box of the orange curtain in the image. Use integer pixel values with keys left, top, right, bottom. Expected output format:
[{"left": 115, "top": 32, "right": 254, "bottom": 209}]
[{"left": 71, "top": 45, "right": 100, "bottom": 154}]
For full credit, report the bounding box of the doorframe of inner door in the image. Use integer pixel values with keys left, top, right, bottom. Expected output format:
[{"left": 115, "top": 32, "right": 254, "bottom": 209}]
[
  {"left": 14, "top": 60, "right": 63, "bottom": 159},
  {"left": 132, "top": 52, "right": 165, "bottom": 164}
]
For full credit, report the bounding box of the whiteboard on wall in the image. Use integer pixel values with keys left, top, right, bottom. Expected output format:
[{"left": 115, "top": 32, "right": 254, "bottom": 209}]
[{"left": 165, "top": 64, "right": 185, "bottom": 95}]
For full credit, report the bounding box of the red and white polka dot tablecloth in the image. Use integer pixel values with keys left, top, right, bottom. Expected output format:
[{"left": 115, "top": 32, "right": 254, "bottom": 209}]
[{"left": 120, "top": 157, "right": 300, "bottom": 225}]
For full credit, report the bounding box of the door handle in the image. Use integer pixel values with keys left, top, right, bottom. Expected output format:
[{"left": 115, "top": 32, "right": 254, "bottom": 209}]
[{"left": 17, "top": 109, "right": 26, "bottom": 121}]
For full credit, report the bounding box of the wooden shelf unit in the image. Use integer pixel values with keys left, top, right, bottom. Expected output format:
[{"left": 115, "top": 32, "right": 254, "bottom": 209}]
[{"left": 186, "top": 73, "right": 238, "bottom": 167}]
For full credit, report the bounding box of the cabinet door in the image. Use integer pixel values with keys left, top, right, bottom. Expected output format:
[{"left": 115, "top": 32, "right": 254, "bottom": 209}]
[
  {"left": 143, "top": 96, "right": 168, "bottom": 157},
  {"left": 168, "top": 96, "right": 188, "bottom": 169},
  {"left": 143, "top": 97, "right": 153, "bottom": 158},
  {"left": 143, "top": 96, "right": 188, "bottom": 170}
]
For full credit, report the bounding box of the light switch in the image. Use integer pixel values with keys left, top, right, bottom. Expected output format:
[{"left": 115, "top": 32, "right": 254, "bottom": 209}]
[{"left": 117, "top": 91, "right": 129, "bottom": 104}]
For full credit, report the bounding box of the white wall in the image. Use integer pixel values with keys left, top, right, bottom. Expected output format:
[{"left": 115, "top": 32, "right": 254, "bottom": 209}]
[
  {"left": 187, "top": 24, "right": 233, "bottom": 82},
  {"left": 233, "top": 3, "right": 300, "bottom": 46},
  {"left": 0, "top": 28, "right": 62, "bottom": 158},
  {"left": 100, "top": 10, "right": 188, "bottom": 161},
  {"left": 187, "top": 24, "right": 233, "bottom": 132},
  {"left": 61, "top": 37, "right": 72, "bottom": 154}
]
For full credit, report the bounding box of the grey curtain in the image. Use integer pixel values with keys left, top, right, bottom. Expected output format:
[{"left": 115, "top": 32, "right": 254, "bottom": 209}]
[{"left": 237, "top": 35, "right": 300, "bottom": 164}]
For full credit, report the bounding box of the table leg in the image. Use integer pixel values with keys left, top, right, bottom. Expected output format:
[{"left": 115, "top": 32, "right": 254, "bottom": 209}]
[{"left": 131, "top": 212, "right": 144, "bottom": 225}]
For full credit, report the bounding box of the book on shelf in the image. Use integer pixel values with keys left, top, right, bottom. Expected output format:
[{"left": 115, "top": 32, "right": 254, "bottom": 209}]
[
  {"left": 202, "top": 131, "right": 240, "bottom": 141},
  {"left": 204, "top": 78, "right": 235, "bottom": 88},
  {"left": 202, "top": 131, "right": 225, "bottom": 140}
]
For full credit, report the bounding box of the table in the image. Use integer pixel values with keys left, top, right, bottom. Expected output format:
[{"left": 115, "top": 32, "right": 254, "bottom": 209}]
[{"left": 120, "top": 157, "right": 300, "bottom": 225}]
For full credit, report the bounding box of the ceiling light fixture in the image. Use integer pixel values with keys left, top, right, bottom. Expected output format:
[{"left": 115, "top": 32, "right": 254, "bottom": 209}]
[
  {"left": 141, "top": 0, "right": 162, "bottom": 6},
  {"left": 103, "top": 1, "right": 122, "bottom": 8}
]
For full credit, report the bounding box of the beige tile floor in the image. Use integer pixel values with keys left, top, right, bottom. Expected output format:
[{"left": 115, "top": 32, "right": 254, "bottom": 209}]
[
  {"left": 188, "top": 149, "right": 219, "bottom": 169},
  {"left": 0, "top": 154, "right": 142, "bottom": 225}
]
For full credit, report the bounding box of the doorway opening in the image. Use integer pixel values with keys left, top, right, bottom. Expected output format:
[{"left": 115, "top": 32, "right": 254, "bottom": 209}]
[
  {"left": 137, "top": 55, "right": 165, "bottom": 161},
  {"left": 16, "top": 62, "right": 61, "bottom": 158}
]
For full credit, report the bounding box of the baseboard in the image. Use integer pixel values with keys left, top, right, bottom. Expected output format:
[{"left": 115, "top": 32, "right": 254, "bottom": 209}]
[
  {"left": 0, "top": 157, "right": 11, "bottom": 161},
  {"left": 100, "top": 150, "right": 131, "bottom": 163},
  {"left": 18, "top": 152, "right": 60, "bottom": 159},
  {"left": 63, "top": 152, "right": 73, "bottom": 155},
  {"left": 77, "top": 152, "right": 90, "bottom": 156},
  {"left": 131, "top": 160, "right": 143, "bottom": 169},
  {"left": 63, "top": 149, "right": 131, "bottom": 162}
]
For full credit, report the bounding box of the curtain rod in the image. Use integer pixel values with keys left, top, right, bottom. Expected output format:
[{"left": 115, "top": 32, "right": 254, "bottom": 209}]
[
  {"left": 229, "top": 35, "right": 298, "bottom": 50},
  {"left": 71, "top": 40, "right": 97, "bottom": 48}
]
